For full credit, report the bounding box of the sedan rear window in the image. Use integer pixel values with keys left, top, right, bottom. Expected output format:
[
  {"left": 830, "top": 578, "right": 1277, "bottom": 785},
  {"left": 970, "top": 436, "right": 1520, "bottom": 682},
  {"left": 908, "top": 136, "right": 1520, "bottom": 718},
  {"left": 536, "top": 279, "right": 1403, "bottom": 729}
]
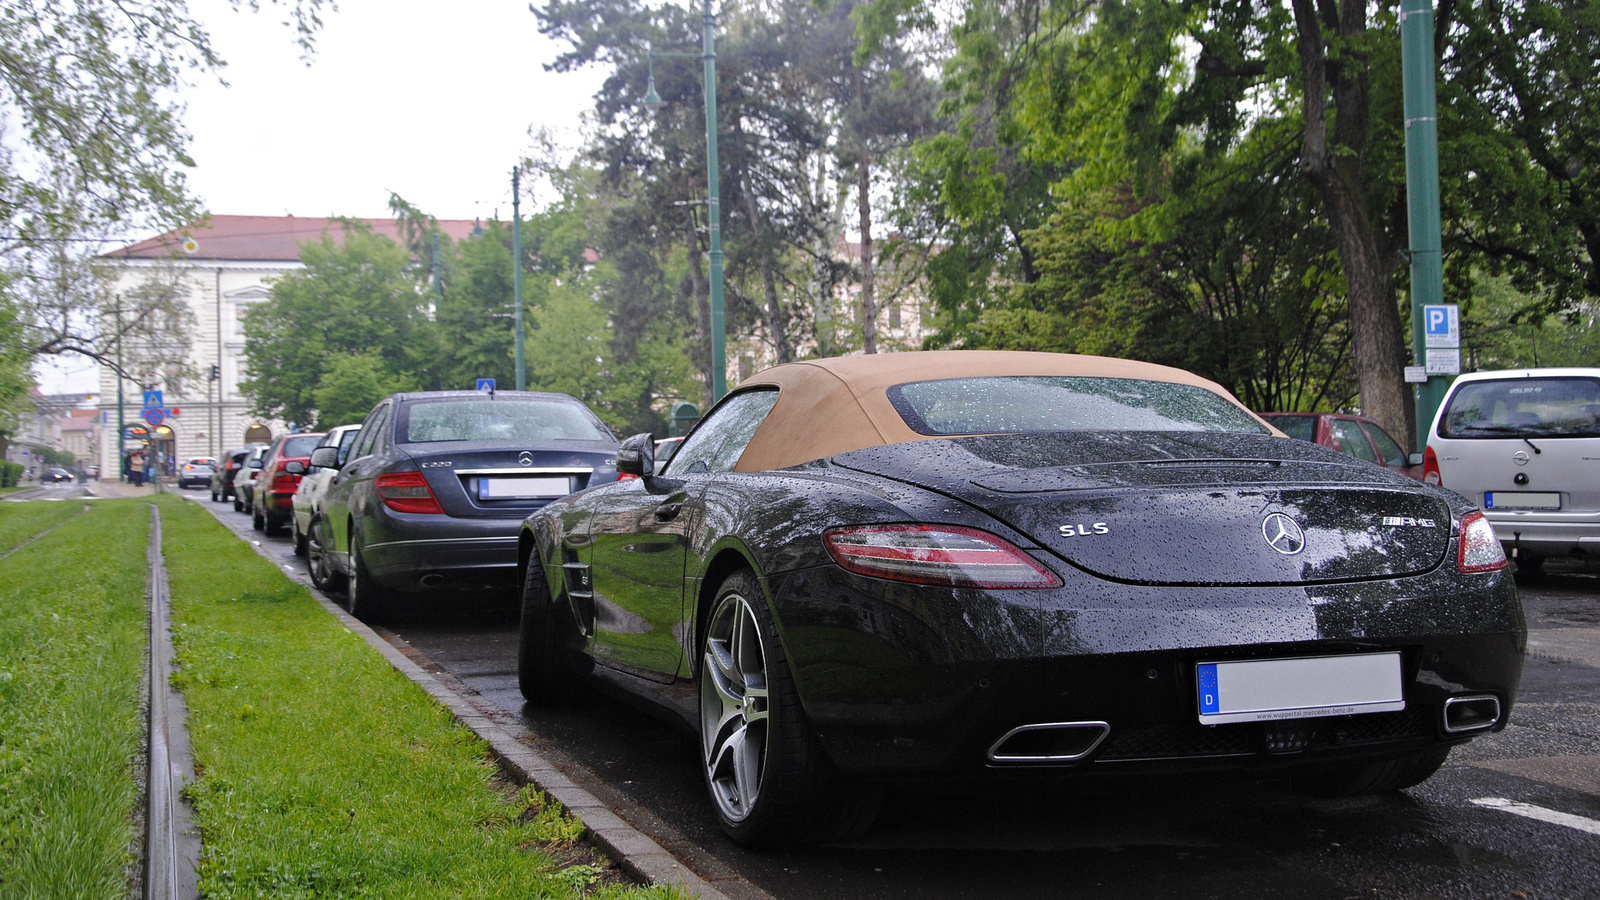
[
  {"left": 887, "top": 376, "right": 1268, "bottom": 436},
  {"left": 281, "top": 436, "right": 323, "bottom": 457},
  {"left": 397, "top": 399, "right": 611, "bottom": 444},
  {"left": 1441, "top": 377, "right": 1600, "bottom": 438}
]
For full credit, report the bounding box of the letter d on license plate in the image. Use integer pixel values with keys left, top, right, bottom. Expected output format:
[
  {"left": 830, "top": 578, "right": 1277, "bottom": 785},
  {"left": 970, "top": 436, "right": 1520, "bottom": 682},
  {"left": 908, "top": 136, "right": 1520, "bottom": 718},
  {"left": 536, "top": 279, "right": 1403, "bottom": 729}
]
[{"left": 1197, "top": 652, "right": 1404, "bottom": 725}]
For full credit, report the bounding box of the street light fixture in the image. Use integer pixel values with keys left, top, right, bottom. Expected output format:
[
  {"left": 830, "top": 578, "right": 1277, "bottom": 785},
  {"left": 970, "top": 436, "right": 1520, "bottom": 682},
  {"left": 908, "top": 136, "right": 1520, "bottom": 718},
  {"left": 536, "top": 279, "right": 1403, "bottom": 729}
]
[{"left": 643, "top": 0, "right": 727, "bottom": 402}]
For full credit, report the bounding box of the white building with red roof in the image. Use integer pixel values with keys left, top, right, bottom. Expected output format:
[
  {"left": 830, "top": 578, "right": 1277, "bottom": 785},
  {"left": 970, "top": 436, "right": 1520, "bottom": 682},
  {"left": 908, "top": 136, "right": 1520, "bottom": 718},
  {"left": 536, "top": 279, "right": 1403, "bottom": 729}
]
[{"left": 97, "top": 215, "right": 477, "bottom": 480}]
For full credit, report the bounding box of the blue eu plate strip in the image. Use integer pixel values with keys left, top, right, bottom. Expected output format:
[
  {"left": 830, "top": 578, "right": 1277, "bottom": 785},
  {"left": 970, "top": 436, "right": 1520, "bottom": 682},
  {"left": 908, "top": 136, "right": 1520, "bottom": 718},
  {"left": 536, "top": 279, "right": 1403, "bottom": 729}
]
[{"left": 1197, "top": 663, "right": 1220, "bottom": 715}]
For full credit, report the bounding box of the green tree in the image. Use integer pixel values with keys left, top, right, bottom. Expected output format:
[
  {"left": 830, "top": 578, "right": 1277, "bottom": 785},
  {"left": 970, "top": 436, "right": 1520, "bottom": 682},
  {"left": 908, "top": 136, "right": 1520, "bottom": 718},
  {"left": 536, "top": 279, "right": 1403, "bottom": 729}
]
[
  {"left": 242, "top": 223, "right": 434, "bottom": 427},
  {"left": 311, "top": 354, "right": 415, "bottom": 428}
]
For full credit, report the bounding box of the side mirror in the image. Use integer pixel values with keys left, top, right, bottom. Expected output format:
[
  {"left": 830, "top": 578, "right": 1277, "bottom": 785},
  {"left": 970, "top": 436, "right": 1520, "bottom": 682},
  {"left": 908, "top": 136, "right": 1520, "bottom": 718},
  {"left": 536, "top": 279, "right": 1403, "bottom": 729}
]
[
  {"left": 1408, "top": 452, "right": 1424, "bottom": 467},
  {"left": 308, "top": 446, "right": 341, "bottom": 470},
  {"left": 248, "top": 458, "right": 263, "bottom": 469},
  {"left": 615, "top": 433, "right": 656, "bottom": 478},
  {"left": 284, "top": 460, "right": 307, "bottom": 475}
]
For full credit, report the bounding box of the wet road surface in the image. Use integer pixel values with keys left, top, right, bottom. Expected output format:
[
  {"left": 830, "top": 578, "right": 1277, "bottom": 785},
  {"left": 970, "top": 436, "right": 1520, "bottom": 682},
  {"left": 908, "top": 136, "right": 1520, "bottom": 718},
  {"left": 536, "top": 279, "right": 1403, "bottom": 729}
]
[{"left": 187, "top": 489, "right": 1600, "bottom": 900}]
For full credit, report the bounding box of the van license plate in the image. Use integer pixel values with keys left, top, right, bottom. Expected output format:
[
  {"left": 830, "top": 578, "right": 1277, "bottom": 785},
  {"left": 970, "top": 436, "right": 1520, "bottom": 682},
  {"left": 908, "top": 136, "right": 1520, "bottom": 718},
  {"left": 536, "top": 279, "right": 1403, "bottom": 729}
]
[
  {"left": 1484, "top": 492, "right": 1561, "bottom": 510},
  {"left": 1197, "top": 653, "right": 1404, "bottom": 725}
]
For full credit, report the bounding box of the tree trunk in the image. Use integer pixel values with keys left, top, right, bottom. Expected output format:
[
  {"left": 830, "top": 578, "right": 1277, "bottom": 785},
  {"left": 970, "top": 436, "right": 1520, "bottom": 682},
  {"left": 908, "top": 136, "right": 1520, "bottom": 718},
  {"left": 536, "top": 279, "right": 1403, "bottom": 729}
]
[
  {"left": 1291, "top": 0, "right": 1415, "bottom": 448},
  {"left": 855, "top": 66, "right": 878, "bottom": 355},
  {"left": 741, "top": 173, "right": 791, "bottom": 364}
]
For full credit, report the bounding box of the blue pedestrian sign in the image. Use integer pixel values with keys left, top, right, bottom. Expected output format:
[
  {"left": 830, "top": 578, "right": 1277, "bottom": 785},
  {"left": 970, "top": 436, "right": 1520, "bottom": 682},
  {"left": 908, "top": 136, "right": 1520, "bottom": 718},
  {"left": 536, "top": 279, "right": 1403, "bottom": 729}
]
[
  {"left": 142, "top": 389, "right": 164, "bottom": 409},
  {"left": 476, "top": 378, "right": 496, "bottom": 392}
]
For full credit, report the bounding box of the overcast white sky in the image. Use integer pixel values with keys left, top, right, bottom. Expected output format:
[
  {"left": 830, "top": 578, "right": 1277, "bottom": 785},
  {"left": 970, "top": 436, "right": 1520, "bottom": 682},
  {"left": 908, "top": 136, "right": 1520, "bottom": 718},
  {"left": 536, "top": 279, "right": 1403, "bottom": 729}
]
[{"left": 39, "top": 0, "right": 608, "bottom": 393}]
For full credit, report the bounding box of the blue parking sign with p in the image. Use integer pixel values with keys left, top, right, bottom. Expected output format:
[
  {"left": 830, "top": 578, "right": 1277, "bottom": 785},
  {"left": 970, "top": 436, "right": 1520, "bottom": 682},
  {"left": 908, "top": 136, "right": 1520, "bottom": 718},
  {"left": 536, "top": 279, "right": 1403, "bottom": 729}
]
[{"left": 1426, "top": 307, "right": 1449, "bottom": 335}]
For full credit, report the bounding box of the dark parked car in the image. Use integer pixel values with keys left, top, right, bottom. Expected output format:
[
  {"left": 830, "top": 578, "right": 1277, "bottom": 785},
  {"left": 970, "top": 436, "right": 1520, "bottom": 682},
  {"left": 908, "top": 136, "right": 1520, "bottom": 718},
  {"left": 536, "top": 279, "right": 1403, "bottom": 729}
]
[
  {"left": 1260, "top": 412, "right": 1424, "bottom": 479},
  {"left": 40, "top": 466, "right": 74, "bottom": 484},
  {"left": 314, "top": 391, "right": 620, "bottom": 616},
  {"left": 513, "top": 350, "right": 1525, "bottom": 845},
  {"left": 211, "top": 448, "right": 250, "bottom": 502},
  {"left": 252, "top": 432, "right": 326, "bottom": 535}
]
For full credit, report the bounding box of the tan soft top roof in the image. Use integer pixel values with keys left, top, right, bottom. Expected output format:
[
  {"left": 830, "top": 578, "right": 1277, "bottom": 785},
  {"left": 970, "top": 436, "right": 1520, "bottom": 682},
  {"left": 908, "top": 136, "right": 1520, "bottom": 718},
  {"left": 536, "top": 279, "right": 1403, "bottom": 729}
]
[{"left": 732, "top": 350, "right": 1251, "bottom": 472}]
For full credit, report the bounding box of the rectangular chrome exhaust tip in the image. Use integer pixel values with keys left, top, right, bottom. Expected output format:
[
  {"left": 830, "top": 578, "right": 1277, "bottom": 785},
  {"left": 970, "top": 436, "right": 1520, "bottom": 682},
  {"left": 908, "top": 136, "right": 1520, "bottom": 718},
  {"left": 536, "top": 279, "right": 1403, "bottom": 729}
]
[
  {"left": 1443, "top": 694, "right": 1501, "bottom": 733},
  {"left": 988, "top": 721, "right": 1110, "bottom": 763}
]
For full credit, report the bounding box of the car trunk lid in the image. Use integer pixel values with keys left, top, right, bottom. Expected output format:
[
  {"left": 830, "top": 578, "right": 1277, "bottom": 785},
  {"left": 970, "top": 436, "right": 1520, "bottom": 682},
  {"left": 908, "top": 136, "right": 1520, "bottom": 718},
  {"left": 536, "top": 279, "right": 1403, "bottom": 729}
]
[
  {"left": 831, "top": 432, "right": 1453, "bottom": 586},
  {"left": 403, "top": 442, "right": 618, "bottom": 519}
]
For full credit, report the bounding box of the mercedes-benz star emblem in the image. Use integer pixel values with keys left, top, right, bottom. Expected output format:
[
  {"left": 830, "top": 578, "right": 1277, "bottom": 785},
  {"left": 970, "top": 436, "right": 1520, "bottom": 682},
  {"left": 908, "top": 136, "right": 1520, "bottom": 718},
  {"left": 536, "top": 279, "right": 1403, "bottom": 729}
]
[
  {"left": 518, "top": 451, "right": 535, "bottom": 467},
  {"left": 1262, "top": 513, "right": 1306, "bottom": 555}
]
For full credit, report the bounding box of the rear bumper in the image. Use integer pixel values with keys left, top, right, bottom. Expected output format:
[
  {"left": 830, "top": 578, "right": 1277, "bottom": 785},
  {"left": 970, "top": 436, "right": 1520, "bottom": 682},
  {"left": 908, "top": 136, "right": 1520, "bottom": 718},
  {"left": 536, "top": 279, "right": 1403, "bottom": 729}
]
[
  {"left": 362, "top": 515, "right": 522, "bottom": 595},
  {"left": 1484, "top": 511, "right": 1600, "bottom": 556}
]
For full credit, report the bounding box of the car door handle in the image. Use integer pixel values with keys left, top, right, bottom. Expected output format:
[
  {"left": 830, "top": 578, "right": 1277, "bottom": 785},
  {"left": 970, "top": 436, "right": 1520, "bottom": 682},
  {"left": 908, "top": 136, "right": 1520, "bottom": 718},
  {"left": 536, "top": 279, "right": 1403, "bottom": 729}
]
[{"left": 654, "top": 502, "right": 683, "bottom": 522}]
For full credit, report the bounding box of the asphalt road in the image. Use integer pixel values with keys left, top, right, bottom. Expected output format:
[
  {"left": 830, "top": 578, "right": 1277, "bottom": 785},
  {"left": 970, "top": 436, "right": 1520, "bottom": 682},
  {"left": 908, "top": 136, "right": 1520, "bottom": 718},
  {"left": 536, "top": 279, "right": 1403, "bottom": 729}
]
[{"left": 180, "top": 486, "right": 1600, "bottom": 900}]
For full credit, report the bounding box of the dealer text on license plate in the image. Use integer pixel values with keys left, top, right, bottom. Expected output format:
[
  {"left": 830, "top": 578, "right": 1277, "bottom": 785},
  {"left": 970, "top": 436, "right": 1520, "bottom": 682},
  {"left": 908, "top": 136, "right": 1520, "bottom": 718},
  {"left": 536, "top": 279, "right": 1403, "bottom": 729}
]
[{"left": 1196, "top": 652, "right": 1404, "bottom": 725}]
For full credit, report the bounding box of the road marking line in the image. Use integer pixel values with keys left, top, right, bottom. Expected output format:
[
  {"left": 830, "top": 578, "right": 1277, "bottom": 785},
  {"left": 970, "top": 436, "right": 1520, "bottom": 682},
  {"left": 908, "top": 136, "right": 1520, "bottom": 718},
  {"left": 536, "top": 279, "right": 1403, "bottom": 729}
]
[{"left": 1470, "top": 797, "right": 1600, "bottom": 836}]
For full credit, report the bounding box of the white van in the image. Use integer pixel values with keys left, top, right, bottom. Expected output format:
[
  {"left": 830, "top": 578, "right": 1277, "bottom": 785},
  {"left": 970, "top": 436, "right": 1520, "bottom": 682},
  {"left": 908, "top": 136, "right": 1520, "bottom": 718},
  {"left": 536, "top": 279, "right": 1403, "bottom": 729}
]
[{"left": 1425, "top": 368, "right": 1600, "bottom": 570}]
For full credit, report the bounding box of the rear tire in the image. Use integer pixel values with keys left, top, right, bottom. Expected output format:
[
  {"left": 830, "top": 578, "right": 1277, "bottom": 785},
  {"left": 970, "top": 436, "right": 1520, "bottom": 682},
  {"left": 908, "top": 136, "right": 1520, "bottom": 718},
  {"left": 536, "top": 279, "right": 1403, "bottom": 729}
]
[
  {"left": 346, "top": 539, "right": 389, "bottom": 619},
  {"left": 251, "top": 504, "right": 265, "bottom": 531},
  {"left": 210, "top": 486, "right": 220, "bottom": 502},
  {"left": 233, "top": 493, "right": 243, "bottom": 512},
  {"left": 517, "top": 554, "right": 584, "bottom": 704},
  {"left": 1296, "top": 745, "right": 1452, "bottom": 797},
  {"left": 292, "top": 517, "right": 308, "bottom": 556},
  {"left": 262, "top": 509, "right": 283, "bottom": 536},
  {"left": 698, "top": 571, "right": 882, "bottom": 845},
  {"left": 308, "top": 516, "right": 344, "bottom": 593}
]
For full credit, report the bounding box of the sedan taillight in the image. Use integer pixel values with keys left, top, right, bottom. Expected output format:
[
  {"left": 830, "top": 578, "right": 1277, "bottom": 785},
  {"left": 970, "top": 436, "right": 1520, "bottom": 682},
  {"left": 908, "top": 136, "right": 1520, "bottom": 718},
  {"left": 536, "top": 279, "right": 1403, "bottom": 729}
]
[
  {"left": 1423, "top": 446, "right": 1442, "bottom": 486},
  {"left": 376, "top": 472, "right": 444, "bottom": 515},
  {"left": 1457, "top": 511, "right": 1507, "bottom": 573},
  {"left": 823, "top": 524, "right": 1061, "bottom": 589}
]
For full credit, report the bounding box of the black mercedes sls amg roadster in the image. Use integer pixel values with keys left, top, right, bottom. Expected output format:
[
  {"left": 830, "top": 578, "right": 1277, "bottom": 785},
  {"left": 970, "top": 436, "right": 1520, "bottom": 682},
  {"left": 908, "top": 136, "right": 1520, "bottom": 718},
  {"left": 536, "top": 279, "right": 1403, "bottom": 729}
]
[{"left": 513, "top": 351, "right": 1525, "bottom": 844}]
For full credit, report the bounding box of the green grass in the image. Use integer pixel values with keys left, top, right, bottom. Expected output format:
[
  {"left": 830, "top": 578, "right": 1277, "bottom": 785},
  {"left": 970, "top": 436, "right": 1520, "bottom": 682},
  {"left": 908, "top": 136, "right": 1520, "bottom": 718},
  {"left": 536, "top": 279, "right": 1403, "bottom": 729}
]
[
  {"left": 157, "top": 496, "right": 680, "bottom": 900},
  {"left": 0, "top": 501, "right": 84, "bottom": 556},
  {"left": 0, "top": 500, "right": 151, "bottom": 899}
]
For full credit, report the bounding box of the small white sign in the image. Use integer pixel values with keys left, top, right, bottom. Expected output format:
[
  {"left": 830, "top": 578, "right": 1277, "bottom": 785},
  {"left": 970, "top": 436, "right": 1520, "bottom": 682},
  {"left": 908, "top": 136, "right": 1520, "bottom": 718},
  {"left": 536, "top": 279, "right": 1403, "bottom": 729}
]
[
  {"left": 1423, "top": 304, "right": 1460, "bottom": 349},
  {"left": 1404, "top": 365, "right": 1428, "bottom": 384},
  {"left": 1425, "top": 348, "right": 1461, "bottom": 375}
]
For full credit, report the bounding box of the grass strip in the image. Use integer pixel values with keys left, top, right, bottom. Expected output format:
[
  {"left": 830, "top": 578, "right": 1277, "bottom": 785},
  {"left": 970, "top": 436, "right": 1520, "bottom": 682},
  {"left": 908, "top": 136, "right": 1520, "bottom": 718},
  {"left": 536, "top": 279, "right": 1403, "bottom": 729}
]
[
  {"left": 156, "top": 496, "right": 682, "bottom": 900},
  {"left": 0, "top": 501, "right": 83, "bottom": 556},
  {"left": 0, "top": 500, "right": 151, "bottom": 899}
]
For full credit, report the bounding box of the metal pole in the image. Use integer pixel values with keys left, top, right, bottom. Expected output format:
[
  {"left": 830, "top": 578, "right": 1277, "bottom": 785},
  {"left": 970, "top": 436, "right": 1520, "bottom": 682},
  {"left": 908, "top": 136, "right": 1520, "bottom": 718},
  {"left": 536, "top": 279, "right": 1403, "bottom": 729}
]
[
  {"left": 116, "top": 295, "right": 125, "bottom": 482},
  {"left": 702, "top": 0, "right": 727, "bottom": 401},
  {"left": 1401, "top": 0, "right": 1448, "bottom": 452},
  {"left": 512, "top": 166, "right": 526, "bottom": 391}
]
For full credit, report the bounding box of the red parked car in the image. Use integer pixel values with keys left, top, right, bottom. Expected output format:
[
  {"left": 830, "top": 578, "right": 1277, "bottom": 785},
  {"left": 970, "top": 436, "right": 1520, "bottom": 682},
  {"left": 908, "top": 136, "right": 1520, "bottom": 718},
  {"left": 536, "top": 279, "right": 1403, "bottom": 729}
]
[
  {"left": 252, "top": 432, "right": 326, "bottom": 535},
  {"left": 1260, "top": 412, "right": 1424, "bottom": 479}
]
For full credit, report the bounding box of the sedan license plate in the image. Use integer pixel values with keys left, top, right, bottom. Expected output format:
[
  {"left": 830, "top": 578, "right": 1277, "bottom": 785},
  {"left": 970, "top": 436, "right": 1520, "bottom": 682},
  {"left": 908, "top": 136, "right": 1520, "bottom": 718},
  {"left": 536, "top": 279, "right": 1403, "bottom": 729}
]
[
  {"left": 1197, "top": 652, "right": 1404, "bottom": 725},
  {"left": 477, "top": 476, "right": 571, "bottom": 500},
  {"left": 1484, "top": 491, "right": 1561, "bottom": 510}
]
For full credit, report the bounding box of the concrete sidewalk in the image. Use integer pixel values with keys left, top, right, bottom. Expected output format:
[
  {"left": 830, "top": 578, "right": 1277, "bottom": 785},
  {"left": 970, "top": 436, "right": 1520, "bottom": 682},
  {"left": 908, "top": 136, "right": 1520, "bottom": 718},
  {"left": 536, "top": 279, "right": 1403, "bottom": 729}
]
[{"left": 87, "top": 480, "right": 161, "bottom": 499}]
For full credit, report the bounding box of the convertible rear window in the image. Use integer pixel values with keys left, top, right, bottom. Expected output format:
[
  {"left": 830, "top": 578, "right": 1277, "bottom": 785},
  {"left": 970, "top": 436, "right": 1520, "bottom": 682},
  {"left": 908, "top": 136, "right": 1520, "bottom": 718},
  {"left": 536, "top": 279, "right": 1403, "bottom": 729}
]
[
  {"left": 887, "top": 376, "right": 1268, "bottom": 436},
  {"left": 1440, "top": 377, "right": 1600, "bottom": 438},
  {"left": 397, "top": 399, "right": 611, "bottom": 444}
]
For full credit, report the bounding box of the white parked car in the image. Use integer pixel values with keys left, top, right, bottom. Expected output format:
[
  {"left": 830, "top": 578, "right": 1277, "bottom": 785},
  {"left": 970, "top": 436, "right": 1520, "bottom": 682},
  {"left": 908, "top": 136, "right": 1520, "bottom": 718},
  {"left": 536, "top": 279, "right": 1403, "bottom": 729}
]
[
  {"left": 290, "top": 424, "right": 363, "bottom": 558},
  {"left": 1425, "top": 367, "right": 1600, "bottom": 572}
]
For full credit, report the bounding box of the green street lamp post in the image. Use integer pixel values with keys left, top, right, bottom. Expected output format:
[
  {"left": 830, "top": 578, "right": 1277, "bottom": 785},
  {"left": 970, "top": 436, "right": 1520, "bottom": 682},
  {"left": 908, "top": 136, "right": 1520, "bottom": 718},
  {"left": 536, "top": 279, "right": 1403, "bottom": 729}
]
[
  {"left": 1401, "top": 0, "right": 1448, "bottom": 451},
  {"left": 644, "top": 0, "right": 727, "bottom": 401},
  {"left": 513, "top": 165, "right": 527, "bottom": 391}
]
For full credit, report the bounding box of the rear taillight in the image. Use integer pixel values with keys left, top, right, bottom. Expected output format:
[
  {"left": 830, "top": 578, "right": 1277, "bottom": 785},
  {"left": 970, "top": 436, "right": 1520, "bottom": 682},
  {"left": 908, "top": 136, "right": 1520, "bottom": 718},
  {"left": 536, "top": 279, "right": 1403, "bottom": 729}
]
[
  {"left": 1423, "top": 446, "right": 1442, "bottom": 486},
  {"left": 376, "top": 471, "right": 444, "bottom": 515},
  {"left": 1457, "top": 511, "right": 1507, "bottom": 573},
  {"left": 823, "top": 524, "right": 1061, "bottom": 589},
  {"left": 617, "top": 473, "right": 640, "bottom": 482}
]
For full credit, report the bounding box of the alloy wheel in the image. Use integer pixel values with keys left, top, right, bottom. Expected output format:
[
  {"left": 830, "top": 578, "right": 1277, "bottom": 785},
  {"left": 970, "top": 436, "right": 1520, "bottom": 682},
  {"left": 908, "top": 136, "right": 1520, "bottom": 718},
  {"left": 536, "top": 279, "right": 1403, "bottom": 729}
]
[{"left": 700, "top": 589, "right": 770, "bottom": 825}]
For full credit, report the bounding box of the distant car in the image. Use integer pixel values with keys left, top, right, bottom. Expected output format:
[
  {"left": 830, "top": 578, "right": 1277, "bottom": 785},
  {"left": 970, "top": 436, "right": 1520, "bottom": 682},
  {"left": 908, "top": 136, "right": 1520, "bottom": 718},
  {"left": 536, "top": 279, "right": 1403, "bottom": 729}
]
[
  {"left": 291, "top": 423, "right": 362, "bottom": 562},
  {"left": 653, "top": 436, "right": 685, "bottom": 464},
  {"left": 252, "top": 432, "right": 326, "bottom": 535},
  {"left": 178, "top": 457, "right": 218, "bottom": 489},
  {"left": 234, "top": 444, "right": 272, "bottom": 514},
  {"left": 40, "top": 467, "right": 74, "bottom": 484},
  {"left": 1424, "top": 367, "right": 1600, "bottom": 572},
  {"left": 211, "top": 448, "right": 249, "bottom": 502},
  {"left": 1260, "top": 412, "right": 1423, "bottom": 479},
  {"left": 316, "top": 390, "right": 620, "bottom": 616}
]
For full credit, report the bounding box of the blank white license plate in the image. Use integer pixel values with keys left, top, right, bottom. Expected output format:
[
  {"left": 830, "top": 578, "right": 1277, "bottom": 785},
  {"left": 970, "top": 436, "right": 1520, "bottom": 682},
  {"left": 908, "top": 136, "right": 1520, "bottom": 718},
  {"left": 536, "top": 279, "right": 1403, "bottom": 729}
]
[
  {"left": 1197, "top": 652, "right": 1404, "bottom": 725},
  {"left": 1484, "top": 492, "right": 1561, "bottom": 510},
  {"left": 478, "top": 476, "right": 570, "bottom": 500}
]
